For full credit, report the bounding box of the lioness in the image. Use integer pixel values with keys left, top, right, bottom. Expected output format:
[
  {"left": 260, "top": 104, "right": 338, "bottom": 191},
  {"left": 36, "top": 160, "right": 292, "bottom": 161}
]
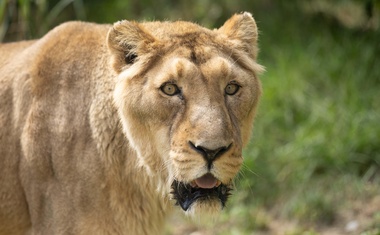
[{"left": 0, "top": 12, "right": 263, "bottom": 234}]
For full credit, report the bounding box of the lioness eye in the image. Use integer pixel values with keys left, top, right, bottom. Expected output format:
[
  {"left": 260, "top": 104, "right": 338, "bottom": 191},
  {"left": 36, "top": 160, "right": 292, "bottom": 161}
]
[
  {"left": 125, "top": 52, "right": 137, "bottom": 64},
  {"left": 225, "top": 83, "right": 240, "bottom": 95},
  {"left": 160, "top": 83, "right": 180, "bottom": 96}
]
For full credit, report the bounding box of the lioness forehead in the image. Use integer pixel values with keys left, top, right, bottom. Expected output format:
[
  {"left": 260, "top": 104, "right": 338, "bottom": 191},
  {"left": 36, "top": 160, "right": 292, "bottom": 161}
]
[
  {"left": 142, "top": 21, "right": 230, "bottom": 61},
  {"left": 168, "top": 55, "right": 233, "bottom": 80}
]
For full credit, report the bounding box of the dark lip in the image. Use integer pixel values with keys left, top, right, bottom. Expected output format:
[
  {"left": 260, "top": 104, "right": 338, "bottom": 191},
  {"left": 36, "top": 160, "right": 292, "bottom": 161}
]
[{"left": 170, "top": 180, "right": 232, "bottom": 211}]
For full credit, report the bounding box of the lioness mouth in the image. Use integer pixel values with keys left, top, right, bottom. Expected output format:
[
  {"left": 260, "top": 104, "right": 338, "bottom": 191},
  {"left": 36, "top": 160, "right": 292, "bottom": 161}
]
[{"left": 171, "top": 173, "right": 232, "bottom": 211}]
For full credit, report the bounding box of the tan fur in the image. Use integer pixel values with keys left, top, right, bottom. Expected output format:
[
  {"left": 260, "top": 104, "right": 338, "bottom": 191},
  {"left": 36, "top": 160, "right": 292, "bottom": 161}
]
[{"left": 0, "top": 13, "right": 263, "bottom": 235}]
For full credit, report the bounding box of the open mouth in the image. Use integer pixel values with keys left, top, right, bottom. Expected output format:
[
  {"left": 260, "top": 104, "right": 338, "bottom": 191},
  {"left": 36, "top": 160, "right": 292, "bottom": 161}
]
[{"left": 171, "top": 173, "right": 232, "bottom": 211}]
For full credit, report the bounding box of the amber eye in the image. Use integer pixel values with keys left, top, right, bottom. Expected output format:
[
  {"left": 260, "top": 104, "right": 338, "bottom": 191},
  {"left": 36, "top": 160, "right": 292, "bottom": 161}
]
[
  {"left": 160, "top": 83, "right": 180, "bottom": 96},
  {"left": 225, "top": 83, "right": 240, "bottom": 95}
]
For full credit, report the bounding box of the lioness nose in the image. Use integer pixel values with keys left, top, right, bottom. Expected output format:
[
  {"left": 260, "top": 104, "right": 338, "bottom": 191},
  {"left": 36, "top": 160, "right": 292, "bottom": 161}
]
[{"left": 189, "top": 141, "right": 232, "bottom": 168}]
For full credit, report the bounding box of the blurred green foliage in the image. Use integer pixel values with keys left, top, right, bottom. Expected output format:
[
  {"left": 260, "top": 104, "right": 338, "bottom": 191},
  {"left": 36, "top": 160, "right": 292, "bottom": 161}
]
[
  {"left": 1, "top": 0, "right": 379, "bottom": 233},
  {"left": 0, "top": 0, "right": 86, "bottom": 40}
]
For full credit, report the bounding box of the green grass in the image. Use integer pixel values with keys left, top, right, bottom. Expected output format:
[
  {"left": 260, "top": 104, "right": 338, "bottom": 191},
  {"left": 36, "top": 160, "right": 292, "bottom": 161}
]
[{"left": 233, "top": 4, "right": 380, "bottom": 232}]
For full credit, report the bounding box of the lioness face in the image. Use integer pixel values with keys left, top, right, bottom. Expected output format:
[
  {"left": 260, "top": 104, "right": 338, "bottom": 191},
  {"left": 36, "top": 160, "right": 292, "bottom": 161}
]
[{"left": 109, "top": 13, "right": 263, "bottom": 215}]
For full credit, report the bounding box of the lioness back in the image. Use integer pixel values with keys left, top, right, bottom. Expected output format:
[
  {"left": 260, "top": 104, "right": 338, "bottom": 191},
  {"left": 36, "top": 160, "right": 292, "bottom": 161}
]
[{"left": 0, "top": 13, "right": 263, "bottom": 235}]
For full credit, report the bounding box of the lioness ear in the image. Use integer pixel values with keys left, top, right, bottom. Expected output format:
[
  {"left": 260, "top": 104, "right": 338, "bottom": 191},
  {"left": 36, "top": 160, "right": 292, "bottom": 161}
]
[
  {"left": 107, "top": 20, "right": 156, "bottom": 72},
  {"left": 218, "top": 12, "right": 259, "bottom": 59}
]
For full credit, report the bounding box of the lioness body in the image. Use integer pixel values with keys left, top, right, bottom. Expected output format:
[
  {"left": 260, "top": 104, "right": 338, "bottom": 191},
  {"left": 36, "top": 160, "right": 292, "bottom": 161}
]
[
  {"left": 0, "top": 14, "right": 263, "bottom": 235},
  {"left": 0, "top": 22, "right": 164, "bottom": 234}
]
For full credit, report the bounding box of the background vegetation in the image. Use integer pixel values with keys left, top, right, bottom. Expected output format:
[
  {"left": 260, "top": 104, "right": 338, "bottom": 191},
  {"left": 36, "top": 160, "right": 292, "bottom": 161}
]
[{"left": 1, "top": 0, "right": 379, "bottom": 234}]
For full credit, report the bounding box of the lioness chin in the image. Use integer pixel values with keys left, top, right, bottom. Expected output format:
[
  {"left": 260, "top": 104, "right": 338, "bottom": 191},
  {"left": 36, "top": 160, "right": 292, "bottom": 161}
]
[{"left": 0, "top": 12, "right": 263, "bottom": 235}]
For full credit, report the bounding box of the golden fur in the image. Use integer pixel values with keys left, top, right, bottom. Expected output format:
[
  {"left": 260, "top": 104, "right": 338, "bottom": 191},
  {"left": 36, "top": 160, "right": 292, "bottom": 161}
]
[{"left": 0, "top": 13, "right": 263, "bottom": 234}]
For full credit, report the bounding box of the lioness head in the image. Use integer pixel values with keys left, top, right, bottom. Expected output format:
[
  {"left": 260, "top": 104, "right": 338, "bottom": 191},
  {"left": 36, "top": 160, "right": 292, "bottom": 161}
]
[{"left": 107, "top": 12, "right": 264, "bottom": 215}]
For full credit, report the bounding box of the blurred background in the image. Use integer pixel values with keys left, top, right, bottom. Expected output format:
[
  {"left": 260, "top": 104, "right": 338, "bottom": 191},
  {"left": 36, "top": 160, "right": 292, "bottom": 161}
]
[{"left": 1, "top": 0, "right": 379, "bottom": 234}]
